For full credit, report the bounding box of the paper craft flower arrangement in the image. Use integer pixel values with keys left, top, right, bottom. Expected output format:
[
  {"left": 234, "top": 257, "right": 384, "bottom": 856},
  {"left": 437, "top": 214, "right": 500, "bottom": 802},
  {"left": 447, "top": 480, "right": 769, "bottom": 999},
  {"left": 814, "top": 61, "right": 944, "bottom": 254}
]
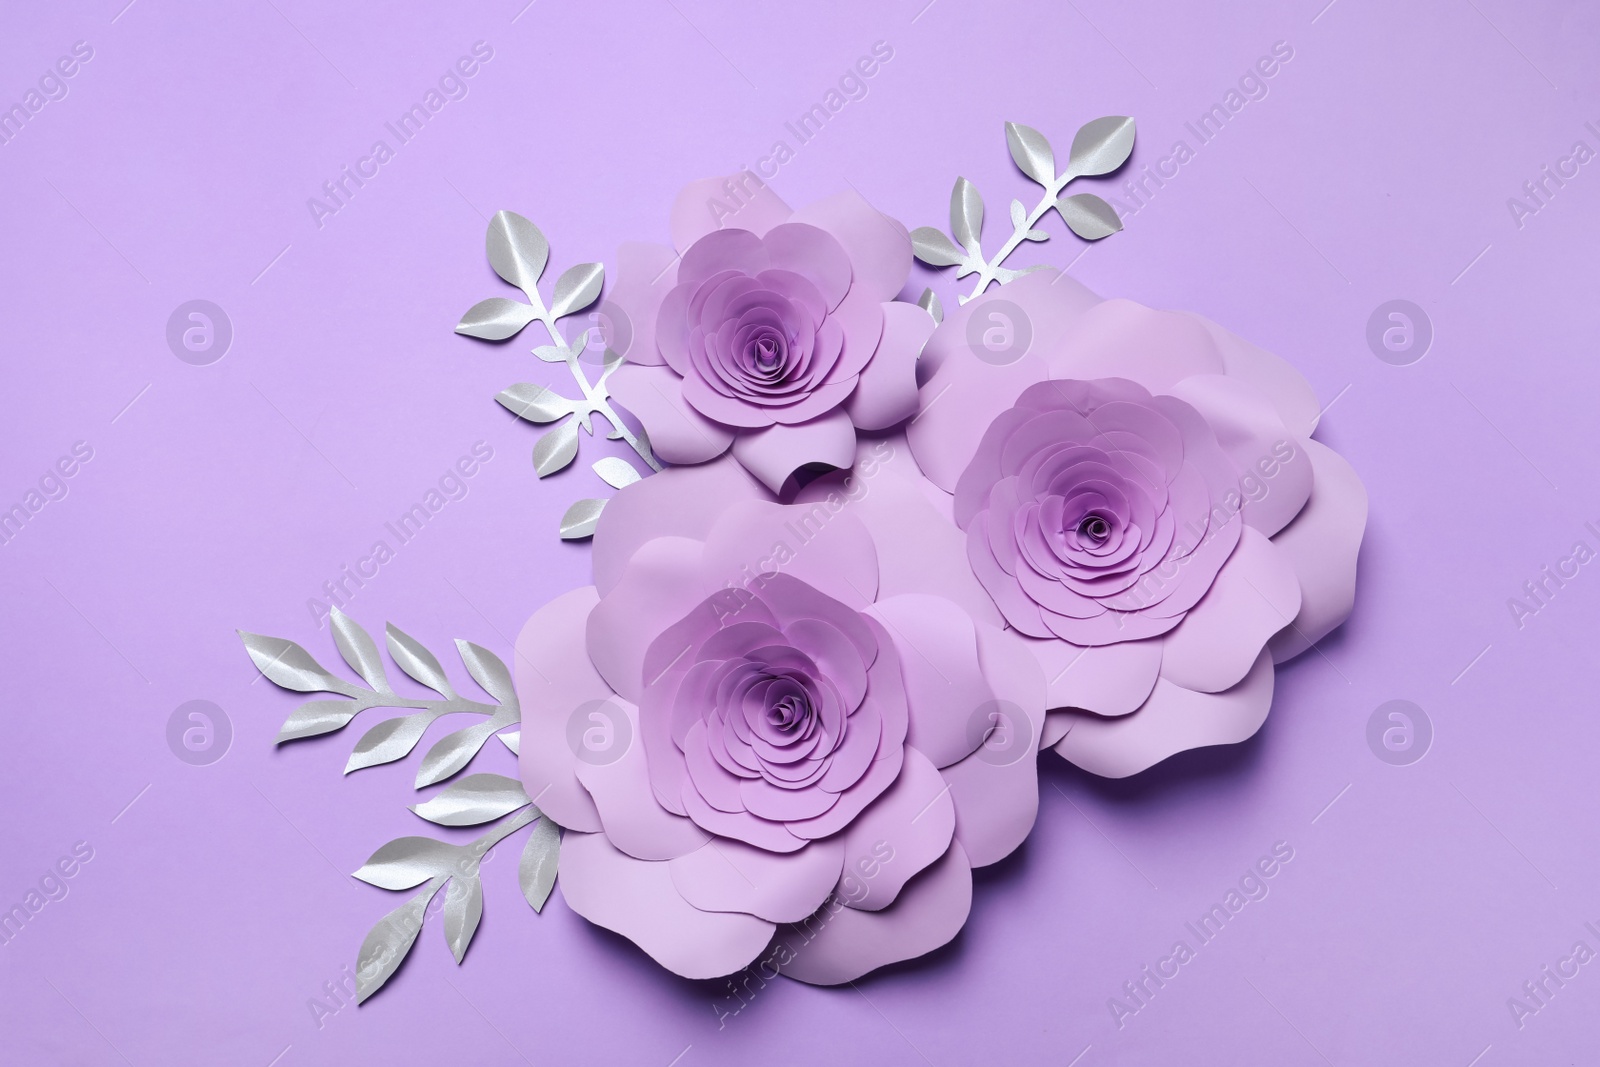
[{"left": 242, "top": 118, "right": 1366, "bottom": 998}]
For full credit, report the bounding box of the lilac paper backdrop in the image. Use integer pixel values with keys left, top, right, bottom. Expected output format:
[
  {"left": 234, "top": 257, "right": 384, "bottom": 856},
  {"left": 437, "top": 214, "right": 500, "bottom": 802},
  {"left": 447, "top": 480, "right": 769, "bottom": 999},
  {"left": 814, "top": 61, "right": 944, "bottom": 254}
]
[{"left": 4, "top": 0, "right": 1600, "bottom": 1063}]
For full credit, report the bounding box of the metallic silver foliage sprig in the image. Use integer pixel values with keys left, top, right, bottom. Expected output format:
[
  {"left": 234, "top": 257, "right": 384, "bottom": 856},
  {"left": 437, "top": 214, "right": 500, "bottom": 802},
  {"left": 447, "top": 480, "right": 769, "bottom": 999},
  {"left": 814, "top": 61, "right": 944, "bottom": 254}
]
[
  {"left": 239, "top": 607, "right": 520, "bottom": 789},
  {"left": 455, "top": 210, "right": 660, "bottom": 540},
  {"left": 912, "top": 118, "right": 1136, "bottom": 303}
]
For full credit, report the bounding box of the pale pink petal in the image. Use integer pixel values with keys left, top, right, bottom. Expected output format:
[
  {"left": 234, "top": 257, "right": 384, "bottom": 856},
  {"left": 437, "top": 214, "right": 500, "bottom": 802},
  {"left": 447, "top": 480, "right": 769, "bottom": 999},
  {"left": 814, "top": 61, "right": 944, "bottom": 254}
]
[
  {"left": 586, "top": 536, "right": 717, "bottom": 703},
  {"left": 607, "top": 242, "right": 679, "bottom": 365},
  {"left": 845, "top": 302, "right": 934, "bottom": 431},
  {"left": 785, "top": 189, "right": 912, "bottom": 303},
  {"left": 943, "top": 623, "right": 1047, "bottom": 868},
  {"left": 776, "top": 841, "right": 972, "bottom": 985},
  {"left": 1159, "top": 527, "right": 1302, "bottom": 693},
  {"left": 671, "top": 175, "right": 793, "bottom": 252},
  {"left": 696, "top": 496, "right": 879, "bottom": 611},
  {"left": 1268, "top": 439, "right": 1369, "bottom": 662},
  {"left": 761, "top": 223, "right": 852, "bottom": 308},
  {"left": 514, "top": 587, "right": 605, "bottom": 833},
  {"left": 1021, "top": 634, "right": 1162, "bottom": 716},
  {"left": 834, "top": 747, "right": 954, "bottom": 911},
  {"left": 917, "top": 267, "right": 1100, "bottom": 382},
  {"left": 1048, "top": 299, "right": 1226, "bottom": 393},
  {"left": 1180, "top": 311, "right": 1322, "bottom": 439},
  {"left": 606, "top": 365, "right": 734, "bottom": 466},
  {"left": 670, "top": 836, "right": 844, "bottom": 923},
  {"left": 574, "top": 697, "right": 709, "bottom": 861},
  {"left": 560, "top": 832, "right": 775, "bottom": 979},
  {"left": 907, "top": 349, "right": 1048, "bottom": 493},
  {"left": 1053, "top": 649, "right": 1276, "bottom": 778},
  {"left": 867, "top": 594, "right": 994, "bottom": 768},
  {"left": 730, "top": 409, "right": 857, "bottom": 493}
]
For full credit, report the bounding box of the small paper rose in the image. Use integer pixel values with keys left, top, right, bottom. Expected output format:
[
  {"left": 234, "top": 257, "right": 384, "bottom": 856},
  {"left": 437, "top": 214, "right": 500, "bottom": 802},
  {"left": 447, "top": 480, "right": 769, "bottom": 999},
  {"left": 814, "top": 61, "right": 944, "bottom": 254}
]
[
  {"left": 903, "top": 270, "right": 1367, "bottom": 778},
  {"left": 603, "top": 176, "right": 934, "bottom": 493},
  {"left": 515, "top": 456, "right": 1045, "bottom": 983}
]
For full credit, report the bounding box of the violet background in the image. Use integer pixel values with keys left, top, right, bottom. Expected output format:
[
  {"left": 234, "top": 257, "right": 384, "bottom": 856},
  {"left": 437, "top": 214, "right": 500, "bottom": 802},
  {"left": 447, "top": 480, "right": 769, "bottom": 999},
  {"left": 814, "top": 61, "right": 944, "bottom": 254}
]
[{"left": 3, "top": 0, "right": 1599, "bottom": 1063}]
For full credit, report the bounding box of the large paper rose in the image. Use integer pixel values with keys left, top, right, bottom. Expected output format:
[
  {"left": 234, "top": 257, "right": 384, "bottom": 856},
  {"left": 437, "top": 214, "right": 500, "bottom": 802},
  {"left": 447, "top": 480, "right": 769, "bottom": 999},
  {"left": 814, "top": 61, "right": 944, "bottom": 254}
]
[
  {"left": 516, "top": 454, "right": 1045, "bottom": 983},
  {"left": 905, "top": 271, "right": 1367, "bottom": 778},
  {"left": 603, "top": 175, "right": 934, "bottom": 493}
]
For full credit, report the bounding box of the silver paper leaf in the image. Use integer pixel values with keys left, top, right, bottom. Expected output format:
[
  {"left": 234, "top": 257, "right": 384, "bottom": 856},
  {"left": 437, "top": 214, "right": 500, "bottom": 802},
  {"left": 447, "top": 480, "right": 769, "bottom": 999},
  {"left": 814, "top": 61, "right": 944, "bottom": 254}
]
[
  {"left": 1067, "top": 116, "right": 1136, "bottom": 178},
  {"left": 486, "top": 210, "right": 548, "bottom": 297},
  {"left": 1009, "top": 198, "right": 1027, "bottom": 230},
  {"left": 1004, "top": 121, "right": 1056, "bottom": 185},
  {"left": 385, "top": 624, "right": 456, "bottom": 699},
  {"left": 560, "top": 498, "right": 606, "bottom": 540},
  {"left": 592, "top": 457, "right": 641, "bottom": 490},
  {"left": 354, "top": 837, "right": 459, "bottom": 890},
  {"left": 414, "top": 702, "right": 519, "bottom": 788},
  {"left": 410, "top": 773, "right": 531, "bottom": 826},
  {"left": 916, "top": 288, "right": 944, "bottom": 324},
  {"left": 519, "top": 817, "right": 560, "bottom": 913},
  {"left": 330, "top": 608, "right": 389, "bottom": 693},
  {"left": 498, "top": 730, "right": 521, "bottom": 755},
  {"left": 495, "top": 383, "right": 577, "bottom": 424},
  {"left": 1057, "top": 193, "right": 1124, "bottom": 240},
  {"left": 533, "top": 420, "right": 580, "bottom": 478},
  {"left": 455, "top": 640, "right": 516, "bottom": 706},
  {"left": 910, "top": 227, "right": 966, "bottom": 268},
  {"left": 455, "top": 297, "right": 537, "bottom": 341},
  {"left": 949, "top": 178, "right": 983, "bottom": 252},
  {"left": 239, "top": 632, "right": 345, "bottom": 693},
  {"left": 442, "top": 874, "right": 483, "bottom": 964},
  {"left": 355, "top": 879, "right": 442, "bottom": 1004},
  {"left": 533, "top": 344, "right": 570, "bottom": 364},
  {"left": 277, "top": 698, "right": 360, "bottom": 743},
  {"left": 1023, "top": 229, "right": 1050, "bottom": 242},
  {"left": 345, "top": 710, "right": 437, "bottom": 773},
  {"left": 549, "top": 263, "right": 604, "bottom": 320}
]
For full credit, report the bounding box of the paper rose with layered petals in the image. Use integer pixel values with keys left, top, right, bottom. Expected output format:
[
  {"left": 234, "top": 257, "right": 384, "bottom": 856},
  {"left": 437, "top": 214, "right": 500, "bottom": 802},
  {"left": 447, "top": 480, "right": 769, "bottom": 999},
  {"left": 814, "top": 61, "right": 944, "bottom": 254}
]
[
  {"left": 515, "top": 454, "right": 1045, "bottom": 983},
  {"left": 603, "top": 176, "right": 934, "bottom": 493},
  {"left": 905, "top": 270, "right": 1367, "bottom": 778}
]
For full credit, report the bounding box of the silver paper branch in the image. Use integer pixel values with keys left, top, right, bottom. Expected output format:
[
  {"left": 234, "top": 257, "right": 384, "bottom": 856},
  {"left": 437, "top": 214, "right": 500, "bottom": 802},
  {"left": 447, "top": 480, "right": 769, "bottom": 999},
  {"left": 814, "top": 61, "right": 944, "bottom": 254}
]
[
  {"left": 912, "top": 118, "right": 1136, "bottom": 304},
  {"left": 457, "top": 210, "right": 661, "bottom": 540},
  {"left": 352, "top": 802, "right": 556, "bottom": 1002},
  {"left": 239, "top": 608, "right": 520, "bottom": 788}
]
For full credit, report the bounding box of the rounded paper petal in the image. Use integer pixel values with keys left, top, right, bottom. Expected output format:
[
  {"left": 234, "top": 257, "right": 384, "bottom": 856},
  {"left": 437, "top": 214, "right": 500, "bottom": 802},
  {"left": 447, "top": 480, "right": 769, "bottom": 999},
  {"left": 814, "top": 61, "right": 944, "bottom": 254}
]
[
  {"left": 575, "top": 697, "right": 709, "bottom": 861},
  {"left": 917, "top": 267, "right": 1100, "bottom": 382},
  {"left": 1046, "top": 299, "right": 1226, "bottom": 392},
  {"left": 671, "top": 175, "right": 793, "bottom": 253},
  {"left": 1159, "top": 527, "right": 1302, "bottom": 693},
  {"left": 1269, "top": 439, "right": 1369, "bottom": 662},
  {"left": 607, "top": 242, "right": 679, "bottom": 365},
  {"left": 670, "top": 837, "right": 844, "bottom": 923},
  {"left": 845, "top": 302, "right": 934, "bottom": 431},
  {"left": 730, "top": 409, "right": 857, "bottom": 493},
  {"left": 1022, "top": 635, "right": 1162, "bottom": 716},
  {"left": 586, "top": 536, "right": 717, "bottom": 703},
  {"left": 786, "top": 189, "right": 912, "bottom": 303},
  {"left": 1181, "top": 311, "right": 1322, "bottom": 439},
  {"left": 514, "top": 587, "right": 606, "bottom": 833},
  {"left": 867, "top": 595, "right": 995, "bottom": 768},
  {"left": 698, "top": 498, "right": 880, "bottom": 611},
  {"left": 560, "top": 832, "right": 775, "bottom": 979},
  {"left": 607, "top": 365, "right": 735, "bottom": 466},
  {"left": 1053, "top": 649, "right": 1276, "bottom": 778},
  {"left": 775, "top": 841, "right": 972, "bottom": 986},
  {"left": 835, "top": 747, "right": 954, "bottom": 911}
]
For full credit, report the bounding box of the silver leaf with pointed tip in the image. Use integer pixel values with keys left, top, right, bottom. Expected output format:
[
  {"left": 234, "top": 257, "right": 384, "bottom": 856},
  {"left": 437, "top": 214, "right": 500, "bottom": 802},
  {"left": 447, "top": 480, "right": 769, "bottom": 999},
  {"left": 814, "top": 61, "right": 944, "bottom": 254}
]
[
  {"left": 455, "top": 297, "right": 537, "bottom": 341},
  {"left": 345, "top": 709, "right": 446, "bottom": 774},
  {"left": 354, "top": 837, "right": 460, "bottom": 890},
  {"left": 455, "top": 640, "right": 517, "bottom": 706},
  {"left": 355, "top": 878, "right": 443, "bottom": 1003},
  {"left": 1066, "top": 116, "right": 1136, "bottom": 179},
  {"left": 949, "top": 177, "right": 983, "bottom": 253},
  {"left": 441, "top": 872, "right": 484, "bottom": 964},
  {"left": 496, "top": 383, "right": 577, "bottom": 424},
  {"left": 519, "top": 817, "right": 560, "bottom": 913},
  {"left": 533, "top": 420, "right": 580, "bottom": 478},
  {"left": 549, "top": 263, "right": 604, "bottom": 319},
  {"left": 1009, "top": 198, "right": 1027, "bottom": 230},
  {"left": 1057, "top": 193, "right": 1124, "bottom": 240},
  {"left": 497, "top": 730, "right": 521, "bottom": 756},
  {"left": 533, "top": 344, "right": 571, "bottom": 364},
  {"left": 410, "top": 773, "right": 531, "bottom": 827},
  {"left": 277, "top": 698, "right": 361, "bottom": 743},
  {"left": 916, "top": 288, "right": 945, "bottom": 325},
  {"left": 486, "top": 210, "right": 548, "bottom": 299},
  {"left": 385, "top": 624, "right": 456, "bottom": 699},
  {"left": 592, "top": 456, "right": 641, "bottom": 490},
  {"left": 910, "top": 227, "right": 966, "bottom": 268},
  {"left": 239, "top": 632, "right": 346, "bottom": 693},
  {"left": 413, "top": 700, "right": 520, "bottom": 788},
  {"left": 559, "top": 497, "right": 606, "bottom": 540},
  {"left": 1004, "top": 121, "right": 1056, "bottom": 185},
  {"left": 330, "top": 608, "right": 389, "bottom": 693}
]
